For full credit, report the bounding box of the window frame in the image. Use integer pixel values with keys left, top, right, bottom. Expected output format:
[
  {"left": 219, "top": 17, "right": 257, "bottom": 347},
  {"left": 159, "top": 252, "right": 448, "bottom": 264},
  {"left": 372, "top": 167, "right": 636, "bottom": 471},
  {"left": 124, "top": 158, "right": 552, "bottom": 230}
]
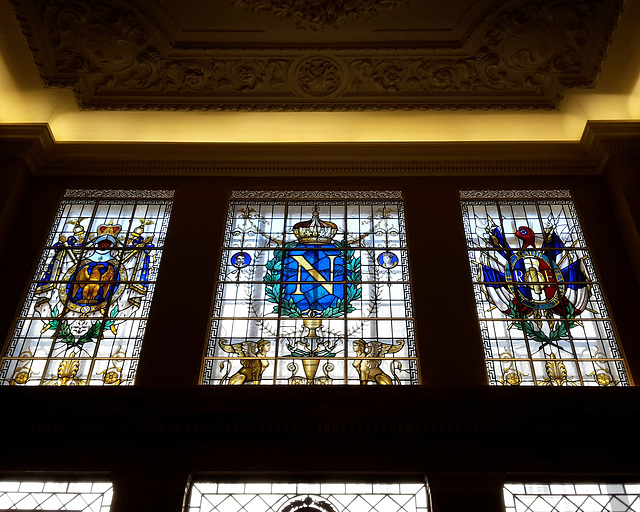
[
  {"left": 0, "top": 189, "right": 174, "bottom": 387},
  {"left": 187, "top": 478, "right": 431, "bottom": 512},
  {"left": 201, "top": 189, "right": 420, "bottom": 386},
  {"left": 460, "top": 189, "right": 631, "bottom": 387}
]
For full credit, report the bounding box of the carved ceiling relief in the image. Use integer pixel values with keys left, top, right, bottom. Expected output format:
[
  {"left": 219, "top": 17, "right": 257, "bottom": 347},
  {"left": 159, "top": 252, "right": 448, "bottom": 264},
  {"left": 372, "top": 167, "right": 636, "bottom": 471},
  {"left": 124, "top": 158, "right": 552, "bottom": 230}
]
[
  {"left": 293, "top": 57, "right": 345, "bottom": 97},
  {"left": 231, "top": 0, "right": 408, "bottom": 31},
  {"left": 44, "top": 1, "right": 157, "bottom": 85},
  {"left": 487, "top": 2, "right": 591, "bottom": 78},
  {"left": 12, "top": 0, "right": 623, "bottom": 110}
]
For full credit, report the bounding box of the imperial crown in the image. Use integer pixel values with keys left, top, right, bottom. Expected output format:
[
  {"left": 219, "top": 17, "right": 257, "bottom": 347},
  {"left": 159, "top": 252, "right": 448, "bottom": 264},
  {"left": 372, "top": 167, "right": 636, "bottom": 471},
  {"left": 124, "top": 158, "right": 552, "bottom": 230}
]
[
  {"left": 97, "top": 221, "right": 122, "bottom": 236},
  {"left": 95, "top": 221, "right": 122, "bottom": 248},
  {"left": 293, "top": 207, "right": 338, "bottom": 244}
]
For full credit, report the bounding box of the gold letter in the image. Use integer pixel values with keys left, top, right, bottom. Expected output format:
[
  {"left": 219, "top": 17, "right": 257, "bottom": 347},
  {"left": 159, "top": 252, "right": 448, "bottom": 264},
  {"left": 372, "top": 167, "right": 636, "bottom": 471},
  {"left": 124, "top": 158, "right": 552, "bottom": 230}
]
[{"left": 292, "top": 255, "right": 338, "bottom": 294}]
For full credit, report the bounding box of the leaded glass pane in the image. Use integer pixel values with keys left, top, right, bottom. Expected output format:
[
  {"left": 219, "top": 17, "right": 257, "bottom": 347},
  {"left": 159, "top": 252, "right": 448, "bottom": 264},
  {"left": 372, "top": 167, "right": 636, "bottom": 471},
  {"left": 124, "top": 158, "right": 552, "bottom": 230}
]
[
  {"left": 202, "top": 191, "right": 418, "bottom": 385},
  {"left": 461, "top": 190, "right": 629, "bottom": 387},
  {"left": 0, "top": 481, "right": 112, "bottom": 511},
  {"left": 189, "top": 481, "right": 430, "bottom": 512},
  {"left": 503, "top": 483, "right": 640, "bottom": 512},
  {"left": 0, "top": 189, "right": 173, "bottom": 386}
]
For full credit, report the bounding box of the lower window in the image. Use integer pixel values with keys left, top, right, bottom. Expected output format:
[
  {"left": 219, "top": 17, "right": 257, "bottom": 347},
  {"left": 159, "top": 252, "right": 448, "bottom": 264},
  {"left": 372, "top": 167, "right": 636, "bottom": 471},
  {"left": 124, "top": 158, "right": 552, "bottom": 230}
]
[
  {"left": 188, "top": 482, "right": 430, "bottom": 512},
  {"left": 504, "top": 483, "right": 640, "bottom": 512},
  {"left": 0, "top": 480, "right": 113, "bottom": 511}
]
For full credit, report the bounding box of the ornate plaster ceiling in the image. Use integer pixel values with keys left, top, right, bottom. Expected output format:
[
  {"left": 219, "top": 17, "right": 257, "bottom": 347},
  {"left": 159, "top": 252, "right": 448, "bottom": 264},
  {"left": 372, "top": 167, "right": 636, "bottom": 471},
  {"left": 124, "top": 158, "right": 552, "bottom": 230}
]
[{"left": 10, "top": 0, "right": 625, "bottom": 111}]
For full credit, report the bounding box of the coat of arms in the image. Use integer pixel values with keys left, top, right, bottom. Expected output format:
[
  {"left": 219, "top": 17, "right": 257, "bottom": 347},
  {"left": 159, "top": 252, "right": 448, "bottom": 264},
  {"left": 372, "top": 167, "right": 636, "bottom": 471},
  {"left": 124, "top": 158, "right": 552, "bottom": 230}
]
[
  {"left": 7, "top": 209, "right": 161, "bottom": 386},
  {"left": 465, "top": 194, "right": 628, "bottom": 387},
  {"left": 479, "top": 218, "right": 590, "bottom": 349}
]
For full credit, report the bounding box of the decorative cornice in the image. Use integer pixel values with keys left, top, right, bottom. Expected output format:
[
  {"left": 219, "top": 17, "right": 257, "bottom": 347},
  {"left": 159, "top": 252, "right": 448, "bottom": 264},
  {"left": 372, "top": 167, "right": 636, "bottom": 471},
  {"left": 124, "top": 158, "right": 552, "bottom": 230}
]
[
  {"left": 232, "top": 0, "right": 407, "bottom": 31},
  {"left": 230, "top": 190, "right": 403, "bottom": 199},
  {"left": 0, "top": 122, "right": 638, "bottom": 176},
  {"left": 580, "top": 120, "right": 640, "bottom": 171},
  {"left": 9, "top": 0, "right": 625, "bottom": 111},
  {"left": 0, "top": 123, "right": 55, "bottom": 171},
  {"left": 64, "top": 189, "right": 175, "bottom": 199},
  {"left": 460, "top": 189, "right": 571, "bottom": 199},
  {"left": 34, "top": 159, "right": 600, "bottom": 176}
]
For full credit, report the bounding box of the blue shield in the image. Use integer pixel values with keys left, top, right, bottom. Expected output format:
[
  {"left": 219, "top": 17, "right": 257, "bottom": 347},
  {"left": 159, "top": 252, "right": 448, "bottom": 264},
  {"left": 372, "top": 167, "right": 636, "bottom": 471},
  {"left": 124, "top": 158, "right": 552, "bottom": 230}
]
[{"left": 281, "top": 244, "right": 345, "bottom": 314}]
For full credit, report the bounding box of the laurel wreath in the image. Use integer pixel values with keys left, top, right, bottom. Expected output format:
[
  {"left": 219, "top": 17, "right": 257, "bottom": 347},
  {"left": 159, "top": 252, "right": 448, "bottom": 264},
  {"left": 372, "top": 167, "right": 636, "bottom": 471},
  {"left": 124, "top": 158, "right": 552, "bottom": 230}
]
[
  {"left": 507, "top": 300, "right": 578, "bottom": 345},
  {"left": 46, "top": 305, "right": 119, "bottom": 349},
  {"left": 264, "top": 240, "right": 361, "bottom": 318}
]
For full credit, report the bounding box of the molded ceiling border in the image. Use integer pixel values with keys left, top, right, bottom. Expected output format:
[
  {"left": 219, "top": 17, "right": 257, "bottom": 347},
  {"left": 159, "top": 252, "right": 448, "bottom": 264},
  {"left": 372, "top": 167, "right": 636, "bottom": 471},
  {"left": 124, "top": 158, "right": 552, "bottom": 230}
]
[
  {"left": 9, "top": 0, "right": 625, "bottom": 111},
  {"left": 0, "top": 121, "right": 639, "bottom": 176}
]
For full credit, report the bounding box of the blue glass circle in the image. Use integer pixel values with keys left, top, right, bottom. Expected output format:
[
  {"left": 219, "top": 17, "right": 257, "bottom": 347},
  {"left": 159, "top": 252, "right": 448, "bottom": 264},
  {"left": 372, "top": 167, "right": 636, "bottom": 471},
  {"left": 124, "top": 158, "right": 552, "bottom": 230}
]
[
  {"left": 378, "top": 251, "right": 398, "bottom": 269},
  {"left": 231, "top": 252, "right": 251, "bottom": 268}
]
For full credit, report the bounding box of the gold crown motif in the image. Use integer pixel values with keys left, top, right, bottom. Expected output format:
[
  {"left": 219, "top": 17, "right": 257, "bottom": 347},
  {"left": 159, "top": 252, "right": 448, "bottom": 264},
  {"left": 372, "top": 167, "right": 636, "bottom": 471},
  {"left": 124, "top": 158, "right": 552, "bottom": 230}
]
[
  {"left": 97, "top": 221, "right": 122, "bottom": 237},
  {"left": 94, "top": 221, "right": 122, "bottom": 248},
  {"left": 293, "top": 207, "right": 338, "bottom": 244}
]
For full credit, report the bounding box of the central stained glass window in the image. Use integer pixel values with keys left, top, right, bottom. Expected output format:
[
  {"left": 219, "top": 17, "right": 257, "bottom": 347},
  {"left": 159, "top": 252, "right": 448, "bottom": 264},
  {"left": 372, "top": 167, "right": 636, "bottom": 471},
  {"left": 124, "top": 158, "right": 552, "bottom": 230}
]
[{"left": 202, "top": 190, "right": 418, "bottom": 385}]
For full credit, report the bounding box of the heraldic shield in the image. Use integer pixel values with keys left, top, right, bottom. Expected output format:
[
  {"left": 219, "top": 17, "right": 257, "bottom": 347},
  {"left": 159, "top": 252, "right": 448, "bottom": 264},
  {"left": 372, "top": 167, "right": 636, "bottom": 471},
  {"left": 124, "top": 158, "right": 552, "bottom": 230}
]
[
  {"left": 203, "top": 192, "right": 419, "bottom": 386},
  {"left": 66, "top": 260, "right": 121, "bottom": 309},
  {"left": 0, "top": 190, "right": 173, "bottom": 386},
  {"left": 506, "top": 250, "right": 565, "bottom": 311},
  {"left": 281, "top": 244, "right": 346, "bottom": 314}
]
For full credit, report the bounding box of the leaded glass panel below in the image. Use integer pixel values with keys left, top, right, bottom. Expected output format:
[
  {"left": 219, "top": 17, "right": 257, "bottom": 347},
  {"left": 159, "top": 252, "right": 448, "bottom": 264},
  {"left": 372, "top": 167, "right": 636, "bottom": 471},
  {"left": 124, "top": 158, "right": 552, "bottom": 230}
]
[
  {"left": 189, "top": 482, "right": 430, "bottom": 512},
  {"left": 0, "top": 481, "right": 113, "bottom": 511},
  {"left": 504, "top": 483, "right": 640, "bottom": 512}
]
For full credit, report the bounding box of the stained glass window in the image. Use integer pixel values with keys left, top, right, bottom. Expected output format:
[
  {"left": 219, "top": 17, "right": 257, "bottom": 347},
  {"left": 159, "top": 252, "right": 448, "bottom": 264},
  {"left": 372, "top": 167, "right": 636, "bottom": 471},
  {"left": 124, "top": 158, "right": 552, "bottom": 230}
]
[
  {"left": 0, "top": 189, "right": 173, "bottom": 386},
  {"left": 461, "top": 190, "right": 629, "bottom": 386},
  {"left": 0, "top": 481, "right": 112, "bottom": 510},
  {"left": 188, "top": 482, "right": 430, "bottom": 512},
  {"left": 202, "top": 190, "right": 418, "bottom": 385},
  {"left": 504, "top": 483, "right": 640, "bottom": 512}
]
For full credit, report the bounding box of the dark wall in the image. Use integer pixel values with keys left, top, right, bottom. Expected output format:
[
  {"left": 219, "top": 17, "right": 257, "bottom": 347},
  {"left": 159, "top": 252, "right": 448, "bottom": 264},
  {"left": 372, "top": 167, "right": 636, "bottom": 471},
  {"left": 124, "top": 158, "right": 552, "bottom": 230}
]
[{"left": 1, "top": 170, "right": 639, "bottom": 512}]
